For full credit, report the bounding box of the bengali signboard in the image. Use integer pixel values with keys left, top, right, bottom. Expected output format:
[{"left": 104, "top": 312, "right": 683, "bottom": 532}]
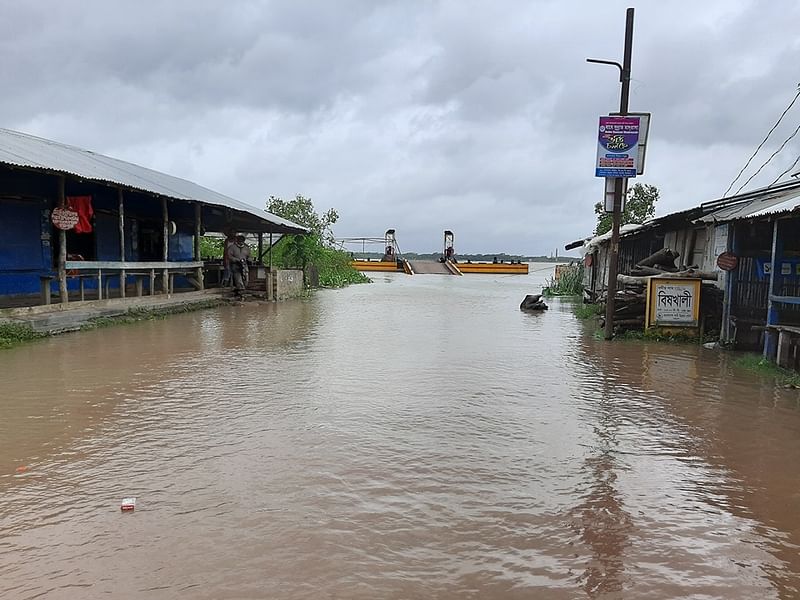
[
  {"left": 646, "top": 277, "right": 701, "bottom": 328},
  {"left": 595, "top": 116, "right": 640, "bottom": 178},
  {"left": 716, "top": 252, "right": 738, "bottom": 271},
  {"left": 51, "top": 207, "right": 79, "bottom": 231}
]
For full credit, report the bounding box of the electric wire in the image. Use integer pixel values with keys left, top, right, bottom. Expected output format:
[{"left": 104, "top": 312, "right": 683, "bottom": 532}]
[
  {"left": 734, "top": 121, "right": 800, "bottom": 195},
  {"left": 724, "top": 86, "right": 800, "bottom": 196},
  {"left": 768, "top": 152, "right": 800, "bottom": 187}
]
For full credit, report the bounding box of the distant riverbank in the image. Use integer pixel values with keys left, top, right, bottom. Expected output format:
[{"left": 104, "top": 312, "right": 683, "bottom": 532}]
[{"left": 354, "top": 252, "right": 575, "bottom": 263}]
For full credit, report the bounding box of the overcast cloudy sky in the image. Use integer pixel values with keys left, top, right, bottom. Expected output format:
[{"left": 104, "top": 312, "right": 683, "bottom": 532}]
[{"left": 2, "top": 1, "right": 799, "bottom": 255}]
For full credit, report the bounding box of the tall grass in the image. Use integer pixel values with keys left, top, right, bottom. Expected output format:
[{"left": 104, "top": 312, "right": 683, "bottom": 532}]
[
  {"left": 735, "top": 353, "right": 800, "bottom": 388},
  {"left": 573, "top": 303, "right": 602, "bottom": 319},
  {"left": 543, "top": 264, "right": 584, "bottom": 297}
]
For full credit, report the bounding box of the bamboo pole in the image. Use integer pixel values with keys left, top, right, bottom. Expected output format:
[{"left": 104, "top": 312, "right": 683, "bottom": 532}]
[
  {"left": 268, "top": 232, "right": 273, "bottom": 301},
  {"left": 194, "top": 202, "right": 204, "bottom": 290},
  {"left": 162, "top": 197, "right": 169, "bottom": 294},
  {"left": 57, "top": 175, "right": 68, "bottom": 304},
  {"left": 118, "top": 188, "right": 126, "bottom": 298}
]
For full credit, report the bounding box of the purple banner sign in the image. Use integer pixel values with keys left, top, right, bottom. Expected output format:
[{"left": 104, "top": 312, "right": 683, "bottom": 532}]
[{"left": 595, "top": 116, "right": 640, "bottom": 178}]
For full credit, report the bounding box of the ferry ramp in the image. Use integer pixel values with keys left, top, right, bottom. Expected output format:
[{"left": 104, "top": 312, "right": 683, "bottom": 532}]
[{"left": 409, "top": 261, "right": 453, "bottom": 275}]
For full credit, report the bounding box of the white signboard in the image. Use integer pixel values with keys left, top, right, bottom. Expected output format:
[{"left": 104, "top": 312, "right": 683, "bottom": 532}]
[
  {"left": 603, "top": 177, "right": 628, "bottom": 213},
  {"left": 713, "top": 224, "right": 728, "bottom": 266},
  {"left": 654, "top": 282, "right": 697, "bottom": 325},
  {"left": 610, "top": 112, "right": 651, "bottom": 175}
]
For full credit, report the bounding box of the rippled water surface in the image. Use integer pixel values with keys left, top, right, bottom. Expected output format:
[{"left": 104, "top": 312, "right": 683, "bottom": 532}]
[{"left": 3, "top": 266, "right": 800, "bottom": 599}]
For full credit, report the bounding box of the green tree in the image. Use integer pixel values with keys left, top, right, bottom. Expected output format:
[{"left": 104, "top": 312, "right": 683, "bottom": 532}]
[
  {"left": 267, "top": 194, "right": 339, "bottom": 245},
  {"left": 281, "top": 233, "right": 320, "bottom": 272},
  {"left": 594, "top": 183, "right": 659, "bottom": 235},
  {"left": 199, "top": 236, "right": 225, "bottom": 259},
  {"left": 265, "top": 194, "right": 369, "bottom": 287}
]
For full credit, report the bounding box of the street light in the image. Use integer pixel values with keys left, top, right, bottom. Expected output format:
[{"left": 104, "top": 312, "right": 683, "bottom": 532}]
[{"left": 587, "top": 7, "right": 635, "bottom": 340}]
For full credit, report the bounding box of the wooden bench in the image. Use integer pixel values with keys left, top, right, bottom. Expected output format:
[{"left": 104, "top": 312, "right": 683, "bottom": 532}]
[
  {"left": 40, "top": 273, "right": 100, "bottom": 304},
  {"left": 126, "top": 271, "right": 157, "bottom": 297},
  {"left": 42, "top": 261, "right": 204, "bottom": 303},
  {"left": 766, "top": 325, "right": 800, "bottom": 370},
  {"left": 168, "top": 270, "right": 203, "bottom": 294}
]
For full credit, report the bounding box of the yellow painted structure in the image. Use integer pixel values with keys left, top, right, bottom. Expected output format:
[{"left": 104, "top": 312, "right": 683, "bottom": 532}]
[
  {"left": 456, "top": 262, "right": 529, "bottom": 274},
  {"left": 351, "top": 260, "right": 402, "bottom": 272},
  {"left": 646, "top": 277, "right": 701, "bottom": 333}
]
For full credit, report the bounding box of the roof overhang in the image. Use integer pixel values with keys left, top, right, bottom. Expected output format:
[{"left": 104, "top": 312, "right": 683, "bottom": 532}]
[{"left": 0, "top": 128, "right": 309, "bottom": 235}]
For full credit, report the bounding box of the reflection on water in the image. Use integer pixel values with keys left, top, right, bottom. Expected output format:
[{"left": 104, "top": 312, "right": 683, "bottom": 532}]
[{"left": 2, "top": 265, "right": 800, "bottom": 599}]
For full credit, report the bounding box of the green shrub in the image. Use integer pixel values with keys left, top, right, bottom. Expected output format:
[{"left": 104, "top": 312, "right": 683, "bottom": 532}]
[
  {"left": 574, "top": 303, "right": 602, "bottom": 320},
  {"left": 734, "top": 353, "right": 800, "bottom": 388},
  {"left": 543, "top": 263, "right": 584, "bottom": 297},
  {"left": 266, "top": 235, "right": 369, "bottom": 287},
  {"left": 315, "top": 247, "right": 371, "bottom": 287},
  {"left": 0, "top": 321, "right": 45, "bottom": 349},
  {"left": 199, "top": 236, "right": 226, "bottom": 259}
]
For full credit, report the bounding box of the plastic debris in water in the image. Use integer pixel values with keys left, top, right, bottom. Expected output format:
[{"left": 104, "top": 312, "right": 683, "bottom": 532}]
[
  {"left": 15, "top": 466, "right": 29, "bottom": 474},
  {"left": 120, "top": 498, "right": 137, "bottom": 511}
]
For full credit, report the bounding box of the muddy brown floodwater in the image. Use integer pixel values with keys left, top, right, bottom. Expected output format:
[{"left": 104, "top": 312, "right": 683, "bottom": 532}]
[{"left": 2, "top": 265, "right": 800, "bottom": 599}]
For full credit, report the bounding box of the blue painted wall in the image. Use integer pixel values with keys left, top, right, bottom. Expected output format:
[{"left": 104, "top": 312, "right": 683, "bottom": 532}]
[
  {"left": 1, "top": 191, "right": 200, "bottom": 297},
  {"left": 0, "top": 199, "right": 51, "bottom": 295}
]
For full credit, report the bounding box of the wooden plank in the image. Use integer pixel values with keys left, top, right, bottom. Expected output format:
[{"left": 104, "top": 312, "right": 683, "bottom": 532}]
[
  {"left": 777, "top": 331, "right": 792, "bottom": 368},
  {"left": 65, "top": 260, "right": 203, "bottom": 269},
  {"left": 40, "top": 277, "right": 52, "bottom": 305},
  {"left": 769, "top": 294, "right": 800, "bottom": 305},
  {"left": 766, "top": 324, "right": 800, "bottom": 335}
]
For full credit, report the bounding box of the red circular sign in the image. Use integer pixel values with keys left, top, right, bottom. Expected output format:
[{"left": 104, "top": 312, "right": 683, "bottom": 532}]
[
  {"left": 717, "top": 252, "right": 738, "bottom": 271},
  {"left": 51, "top": 207, "right": 79, "bottom": 231}
]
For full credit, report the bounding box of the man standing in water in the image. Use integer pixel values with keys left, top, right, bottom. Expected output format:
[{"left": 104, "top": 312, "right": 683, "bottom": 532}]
[
  {"left": 221, "top": 231, "right": 236, "bottom": 287},
  {"left": 227, "top": 234, "right": 251, "bottom": 296}
]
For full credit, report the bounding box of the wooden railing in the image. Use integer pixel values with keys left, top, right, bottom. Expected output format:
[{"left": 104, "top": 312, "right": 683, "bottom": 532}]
[{"left": 41, "top": 260, "right": 204, "bottom": 304}]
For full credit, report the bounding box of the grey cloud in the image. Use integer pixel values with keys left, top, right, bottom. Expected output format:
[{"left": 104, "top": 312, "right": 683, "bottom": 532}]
[{"left": 1, "top": 0, "right": 799, "bottom": 255}]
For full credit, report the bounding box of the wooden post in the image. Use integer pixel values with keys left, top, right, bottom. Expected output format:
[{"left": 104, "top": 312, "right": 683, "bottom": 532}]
[
  {"left": 268, "top": 232, "right": 274, "bottom": 301},
  {"left": 258, "top": 233, "right": 263, "bottom": 262},
  {"left": 764, "top": 219, "right": 781, "bottom": 360},
  {"left": 162, "top": 197, "right": 169, "bottom": 294},
  {"left": 57, "top": 176, "right": 68, "bottom": 304},
  {"left": 194, "top": 202, "right": 204, "bottom": 290},
  {"left": 721, "top": 225, "right": 738, "bottom": 344},
  {"left": 118, "top": 188, "right": 126, "bottom": 298}
]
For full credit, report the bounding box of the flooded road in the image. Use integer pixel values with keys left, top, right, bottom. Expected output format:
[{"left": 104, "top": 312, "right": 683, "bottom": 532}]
[{"left": 2, "top": 265, "right": 800, "bottom": 599}]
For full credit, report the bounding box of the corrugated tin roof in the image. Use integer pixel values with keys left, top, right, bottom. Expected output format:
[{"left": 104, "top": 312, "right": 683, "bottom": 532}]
[
  {"left": 563, "top": 179, "right": 800, "bottom": 251},
  {"left": 0, "top": 128, "right": 308, "bottom": 234},
  {"left": 697, "top": 182, "right": 800, "bottom": 222}
]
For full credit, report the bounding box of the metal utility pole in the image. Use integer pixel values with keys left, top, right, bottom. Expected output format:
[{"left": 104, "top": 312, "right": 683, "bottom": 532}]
[{"left": 588, "top": 7, "right": 635, "bottom": 340}]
